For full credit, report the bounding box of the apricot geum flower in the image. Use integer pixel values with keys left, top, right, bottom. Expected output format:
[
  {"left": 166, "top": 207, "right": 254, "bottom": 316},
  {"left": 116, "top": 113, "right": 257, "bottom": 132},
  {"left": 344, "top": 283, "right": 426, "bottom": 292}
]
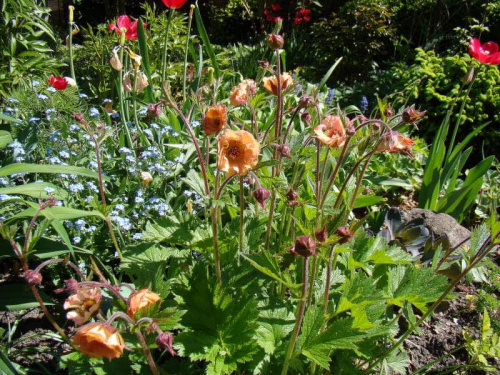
[
  {"left": 203, "top": 104, "right": 227, "bottom": 135},
  {"left": 72, "top": 323, "right": 125, "bottom": 359},
  {"left": 314, "top": 115, "right": 347, "bottom": 148},
  {"left": 123, "top": 70, "right": 149, "bottom": 93},
  {"left": 64, "top": 286, "right": 102, "bottom": 326},
  {"left": 229, "top": 79, "right": 257, "bottom": 106},
  {"left": 127, "top": 288, "right": 161, "bottom": 318},
  {"left": 375, "top": 131, "right": 415, "bottom": 156},
  {"left": 262, "top": 73, "right": 293, "bottom": 95},
  {"left": 468, "top": 38, "right": 500, "bottom": 65},
  {"left": 217, "top": 129, "right": 260, "bottom": 177},
  {"left": 108, "top": 15, "right": 146, "bottom": 41}
]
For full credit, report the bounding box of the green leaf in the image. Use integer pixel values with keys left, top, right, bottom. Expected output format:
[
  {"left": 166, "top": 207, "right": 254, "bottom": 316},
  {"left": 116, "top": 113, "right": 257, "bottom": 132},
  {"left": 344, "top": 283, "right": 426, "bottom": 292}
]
[
  {"left": 8, "top": 205, "right": 105, "bottom": 221},
  {"left": 0, "top": 130, "right": 13, "bottom": 149},
  {"left": 182, "top": 169, "right": 207, "bottom": 198},
  {"left": 137, "top": 18, "right": 154, "bottom": 103},
  {"left": 0, "top": 350, "right": 21, "bottom": 375},
  {"left": 318, "top": 57, "right": 343, "bottom": 92},
  {"left": 256, "top": 307, "right": 295, "bottom": 355},
  {"left": 0, "top": 283, "right": 53, "bottom": 311},
  {"left": 0, "top": 113, "right": 22, "bottom": 124},
  {"left": 0, "top": 163, "right": 109, "bottom": 181},
  {"left": 194, "top": 3, "right": 220, "bottom": 78},
  {"left": 352, "top": 195, "right": 385, "bottom": 209},
  {"left": 0, "top": 182, "right": 68, "bottom": 200},
  {"left": 242, "top": 253, "right": 301, "bottom": 291}
]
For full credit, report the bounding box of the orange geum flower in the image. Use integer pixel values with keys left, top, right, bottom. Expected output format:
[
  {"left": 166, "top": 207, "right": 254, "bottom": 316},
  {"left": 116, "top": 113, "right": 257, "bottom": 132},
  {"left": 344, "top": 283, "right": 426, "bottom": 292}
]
[
  {"left": 64, "top": 287, "right": 102, "bottom": 326},
  {"left": 72, "top": 323, "right": 125, "bottom": 359},
  {"left": 217, "top": 129, "right": 260, "bottom": 178},
  {"left": 314, "top": 115, "right": 347, "bottom": 148},
  {"left": 375, "top": 131, "right": 415, "bottom": 156},
  {"left": 127, "top": 288, "right": 161, "bottom": 318},
  {"left": 203, "top": 104, "right": 227, "bottom": 136},
  {"left": 123, "top": 70, "right": 149, "bottom": 93},
  {"left": 229, "top": 79, "right": 257, "bottom": 106},
  {"left": 262, "top": 73, "right": 293, "bottom": 95}
]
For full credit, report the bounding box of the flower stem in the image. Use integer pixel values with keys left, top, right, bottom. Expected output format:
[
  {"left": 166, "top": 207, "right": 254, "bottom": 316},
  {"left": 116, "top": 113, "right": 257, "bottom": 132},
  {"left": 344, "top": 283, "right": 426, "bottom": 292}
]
[
  {"left": 161, "top": 8, "right": 174, "bottom": 83},
  {"left": 239, "top": 176, "right": 245, "bottom": 264},
  {"left": 68, "top": 6, "right": 77, "bottom": 88},
  {"left": 281, "top": 257, "right": 309, "bottom": 375},
  {"left": 182, "top": 6, "right": 195, "bottom": 101},
  {"left": 136, "top": 329, "right": 159, "bottom": 375},
  {"left": 264, "top": 189, "right": 277, "bottom": 251}
]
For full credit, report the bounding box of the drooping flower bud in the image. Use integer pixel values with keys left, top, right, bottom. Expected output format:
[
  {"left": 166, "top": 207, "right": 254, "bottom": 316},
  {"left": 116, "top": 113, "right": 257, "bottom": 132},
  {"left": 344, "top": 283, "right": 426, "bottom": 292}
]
[
  {"left": 147, "top": 102, "right": 163, "bottom": 117},
  {"left": 290, "top": 235, "right": 317, "bottom": 258},
  {"left": 315, "top": 227, "right": 328, "bottom": 243},
  {"left": 277, "top": 144, "right": 291, "bottom": 158},
  {"left": 253, "top": 188, "right": 271, "bottom": 209},
  {"left": 346, "top": 125, "right": 356, "bottom": 136},
  {"left": 384, "top": 107, "right": 393, "bottom": 118},
  {"left": 140, "top": 171, "right": 153, "bottom": 187},
  {"left": 402, "top": 107, "right": 426, "bottom": 124},
  {"left": 55, "top": 278, "right": 79, "bottom": 295},
  {"left": 24, "top": 270, "right": 42, "bottom": 286},
  {"left": 335, "top": 226, "right": 354, "bottom": 244},
  {"left": 156, "top": 332, "right": 176, "bottom": 356},
  {"left": 298, "top": 95, "right": 314, "bottom": 109},
  {"left": 286, "top": 188, "right": 299, "bottom": 206},
  {"left": 258, "top": 60, "right": 270, "bottom": 69},
  {"left": 123, "top": 70, "right": 149, "bottom": 93},
  {"left": 462, "top": 67, "right": 475, "bottom": 84},
  {"left": 203, "top": 104, "right": 227, "bottom": 136},
  {"left": 267, "top": 33, "right": 284, "bottom": 50},
  {"left": 73, "top": 112, "right": 86, "bottom": 125},
  {"left": 301, "top": 111, "right": 311, "bottom": 126},
  {"left": 110, "top": 48, "right": 123, "bottom": 71}
]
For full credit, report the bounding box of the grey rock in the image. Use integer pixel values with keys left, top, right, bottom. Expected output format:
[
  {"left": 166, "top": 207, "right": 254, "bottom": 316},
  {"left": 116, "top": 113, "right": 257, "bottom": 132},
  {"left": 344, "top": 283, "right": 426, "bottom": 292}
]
[{"left": 400, "top": 208, "right": 470, "bottom": 249}]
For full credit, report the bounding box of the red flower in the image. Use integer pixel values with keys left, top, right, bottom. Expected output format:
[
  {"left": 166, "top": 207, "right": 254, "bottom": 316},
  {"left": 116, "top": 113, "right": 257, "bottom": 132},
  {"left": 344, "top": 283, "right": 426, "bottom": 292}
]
[
  {"left": 161, "top": 0, "right": 187, "bottom": 9},
  {"left": 271, "top": 4, "right": 282, "bottom": 11},
  {"left": 48, "top": 75, "right": 68, "bottom": 90},
  {"left": 108, "top": 15, "right": 146, "bottom": 41},
  {"left": 468, "top": 38, "right": 500, "bottom": 65},
  {"left": 298, "top": 9, "right": 310, "bottom": 16},
  {"left": 293, "top": 17, "right": 302, "bottom": 25}
]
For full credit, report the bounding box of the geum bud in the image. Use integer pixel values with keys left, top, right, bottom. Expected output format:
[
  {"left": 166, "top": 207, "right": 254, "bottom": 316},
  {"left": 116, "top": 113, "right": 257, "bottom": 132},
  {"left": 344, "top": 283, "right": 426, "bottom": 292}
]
[
  {"left": 127, "top": 288, "right": 161, "bottom": 318},
  {"left": 253, "top": 188, "right": 271, "bottom": 209},
  {"left": 267, "top": 33, "right": 284, "bottom": 50},
  {"left": 290, "top": 236, "right": 317, "bottom": 258}
]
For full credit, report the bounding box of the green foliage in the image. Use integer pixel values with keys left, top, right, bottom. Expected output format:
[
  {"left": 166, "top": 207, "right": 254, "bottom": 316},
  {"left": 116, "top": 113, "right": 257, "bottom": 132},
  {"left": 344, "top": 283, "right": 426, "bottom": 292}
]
[{"left": 0, "top": 0, "right": 63, "bottom": 97}]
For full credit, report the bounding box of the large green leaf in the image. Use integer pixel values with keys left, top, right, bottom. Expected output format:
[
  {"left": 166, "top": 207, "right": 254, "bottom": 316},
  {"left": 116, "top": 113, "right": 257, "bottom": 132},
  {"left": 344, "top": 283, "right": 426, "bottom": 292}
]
[
  {"left": 8, "top": 205, "right": 105, "bottom": 221},
  {"left": 194, "top": 3, "right": 220, "bottom": 78},
  {"left": 0, "top": 130, "right": 13, "bottom": 149},
  {"left": 0, "top": 163, "right": 109, "bottom": 181},
  {"left": 137, "top": 18, "right": 154, "bottom": 103},
  {"left": 0, "top": 182, "right": 68, "bottom": 200},
  {"left": 0, "top": 283, "right": 53, "bottom": 311}
]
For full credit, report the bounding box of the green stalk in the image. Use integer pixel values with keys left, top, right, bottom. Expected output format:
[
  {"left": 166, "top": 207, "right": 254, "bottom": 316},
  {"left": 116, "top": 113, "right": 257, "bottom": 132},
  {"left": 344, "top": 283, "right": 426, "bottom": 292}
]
[
  {"left": 161, "top": 8, "right": 174, "bottom": 82},
  {"left": 239, "top": 176, "right": 245, "bottom": 265},
  {"left": 118, "top": 45, "right": 134, "bottom": 153},
  {"left": 282, "top": 257, "right": 309, "bottom": 375},
  {"left": 68, "top": 6, "right": 77, "bottom": 88},
  {"left": 183, "top": 5, "right": 195, "bottom": 101}
]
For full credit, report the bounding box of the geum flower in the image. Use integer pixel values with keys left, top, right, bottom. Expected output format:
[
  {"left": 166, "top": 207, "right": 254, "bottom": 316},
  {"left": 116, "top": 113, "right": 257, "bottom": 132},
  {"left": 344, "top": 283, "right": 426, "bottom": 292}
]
[
  {"left": 468, "top": 38, "right": 500, "bottom": 65},
  {"left": 47, "top": 75, "right": 75, "bottom": 90},
  {"left": 229, "top": 79, "right": 257, "bottom": 106},
  {"left": 64, "top": 286, "right": 102, "bottom": 326},
  {"left": 72, "top": 323, "right": 125, "bottom": 359},
  {"left": 127, "top": 288, "right": 161, "bottom": 318},
  {"left": 108, "top": 15, "right": 146, "bottom": 41},
  {"left": 375, "top": 131, "right": 414, "bottom": 156},
  {"left": 262, "top": 73, "right": 293, "bottom": 95},
  {"left": 203, "top": 104, "right": 227, "bottom": 136},
  {"left": 217, "top": 129, "right": 260, "bottom": 178},
  {"left": 162, "top": 0, "right": 187, "bottom": 8},
  {"left": 314, "top": 115, "right": 347, "bottom": 148},
  {"left": 123, "top": 70, "right": 149, "bottom": 93}
]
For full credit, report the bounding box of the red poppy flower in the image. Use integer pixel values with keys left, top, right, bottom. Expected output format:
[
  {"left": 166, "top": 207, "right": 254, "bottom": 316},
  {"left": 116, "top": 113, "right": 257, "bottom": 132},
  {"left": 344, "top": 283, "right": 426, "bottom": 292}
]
[
  {"left": 47, "top": 75, "right": 68, "bottom": 90},
  {"left": 108, "top": 15, "right": 146, "bottom": 41},
  {"left": 161, "top": 0, "right": 187, "bottom": 9},
  {"left": 271, "top": 4, "right": 282, "bottom": 11},
  {"left": 298, "top": 9, "right": 310, "bottom": 16},
  {"left": 293, "top": 17, "right": 302, "bottom": 25},
  {"left": 468, "top": 38, "right": 500, "bottom": 65}
]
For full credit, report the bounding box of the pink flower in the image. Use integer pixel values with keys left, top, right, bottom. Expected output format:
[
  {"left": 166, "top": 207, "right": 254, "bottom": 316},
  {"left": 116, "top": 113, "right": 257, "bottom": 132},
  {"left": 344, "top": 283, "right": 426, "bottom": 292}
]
[
  {"left": 468, "top": 38, "right": 500, "bottom": 65},
  {"left": 108, "top": 15, "right": 146, "bottom": 41}
]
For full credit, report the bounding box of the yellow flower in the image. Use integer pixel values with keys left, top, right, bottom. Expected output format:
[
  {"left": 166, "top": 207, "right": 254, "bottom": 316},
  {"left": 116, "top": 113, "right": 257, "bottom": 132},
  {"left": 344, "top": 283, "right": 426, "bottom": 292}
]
[
  {"left": 203, "top": 104, "right": 227, "bottom": 136},
  {"left": 72, "top": 323, "right": 125, "bottom": 359},
  {"left": 64, "top": 287, "right": 102, "bottom": 326},
  {"left": 217, "top": 129, "right": 260, "bottom": 177},
  {"left": 262, "top": 73, "right": 293, "bottom": 95},
  {"left": 314, "top": 115, "right": 347, "bottom": 148},
  {"left": 229, "top": 79, "right": 257, "bottom": 106},
  {"left": 126, "top": 288, "right": 161, "bottom": 318}
]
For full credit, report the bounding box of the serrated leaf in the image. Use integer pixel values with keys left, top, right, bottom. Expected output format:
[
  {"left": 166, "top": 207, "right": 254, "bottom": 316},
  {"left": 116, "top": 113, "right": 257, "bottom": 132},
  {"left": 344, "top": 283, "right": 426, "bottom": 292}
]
[{"left": 243, "top": 253, "right": 301, "bottom": 290}]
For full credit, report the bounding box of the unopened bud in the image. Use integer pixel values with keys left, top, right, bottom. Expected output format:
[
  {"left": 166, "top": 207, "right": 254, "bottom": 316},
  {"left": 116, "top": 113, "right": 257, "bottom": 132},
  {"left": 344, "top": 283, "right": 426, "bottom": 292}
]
[
  {"left": 462, "top": 67, "right": 475, "bottom": 84},
  {"left": 384, "top": 107, "right": 393, "bottom": 118},
  {"left": 156, "top": 332, "right": 176, "bottom": 356},
  {"left": 253, "top": 188, "right": 270, "bottom": 209},
  {"left": 277, "top": 144, "right": 291, "bottom": 158},
  {"left": 286, "top": 188, "right": 299, "bottom": 206},
  {"left": 206, "top": 67, "right": 214, "bottom": 85},
  {"left": 301, "top": 111, "right": 311, "bottom": 125},
  {"left": 298, "top": 95, "right": 314, "bottom": 109},
  {"left": 148, "top": 102, "right": 163, "bottom": 117},
  {"left": 315, "top": 227, "right": 328, "bottom": 243},
  {"left": 258, "top": 60, "right": 270, "bottom": 69},
  {"left": 335, "top": 226, "right": 354, "bottom": 244},
  {"left": 402, "top": 107, "right": 426, "bottom": 124},
  {"left": 346, "top": 126, "right": 356, "bottom": 136},
  {"left": 57, "top": 278, "right": 79, "bottom": 294},
  {"left": 267, "top": 33, "right": 284, "bottom": 50},
  {"left": 24, "top": 270, "right": 42, "bottom": 286},
  {"left": 290, "top": 236, "right": 317, "bottom": 258},
  {"left": 73, "top": 112, "right": 86, "bottom": 125},
  {"left": 110, "top": 48, "right": 122, "bottom": 71}
]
